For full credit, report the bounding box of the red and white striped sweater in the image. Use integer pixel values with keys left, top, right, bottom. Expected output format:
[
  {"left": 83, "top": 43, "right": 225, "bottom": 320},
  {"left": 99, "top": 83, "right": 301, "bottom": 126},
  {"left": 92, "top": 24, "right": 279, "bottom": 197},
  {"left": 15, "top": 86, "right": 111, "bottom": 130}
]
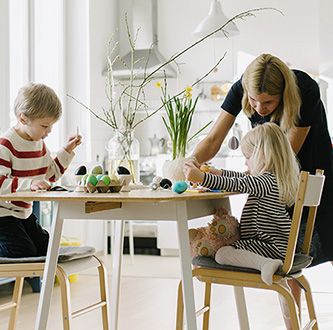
[{"left": 0, "top": 127, "right": 74, "bottom": 219}]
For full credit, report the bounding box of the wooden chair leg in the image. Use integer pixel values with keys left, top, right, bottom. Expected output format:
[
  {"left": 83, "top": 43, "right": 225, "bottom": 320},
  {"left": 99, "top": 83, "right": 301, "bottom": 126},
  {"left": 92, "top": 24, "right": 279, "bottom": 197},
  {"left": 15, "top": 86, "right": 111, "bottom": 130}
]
[
  {"left": 202, "top": 282, "right": 211, "bottom": 330},
  {"left": 97, "top": 261, "right": 110, "bottom": 330},
  {"left": 56, "top": 267, "right": 72, "bottom": 330},
  {"left": 297, "top": 276, "right": 318, "bottom": 330},
  {"left": 278, "top": 285, "right": 301, "bottom": 330},
  {"left": 176, "top": 281, "right": 184, "bottom": 330},
  {"left": 8, "top": 277, "right": 25, "bottom": 330}
]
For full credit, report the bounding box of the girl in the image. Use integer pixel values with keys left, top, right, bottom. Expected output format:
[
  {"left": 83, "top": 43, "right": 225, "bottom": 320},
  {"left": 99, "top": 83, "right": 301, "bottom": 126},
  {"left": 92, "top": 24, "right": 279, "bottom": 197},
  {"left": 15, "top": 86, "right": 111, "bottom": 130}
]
[{"left": 183, "top": 122, "right": 300, "bottom": 285}]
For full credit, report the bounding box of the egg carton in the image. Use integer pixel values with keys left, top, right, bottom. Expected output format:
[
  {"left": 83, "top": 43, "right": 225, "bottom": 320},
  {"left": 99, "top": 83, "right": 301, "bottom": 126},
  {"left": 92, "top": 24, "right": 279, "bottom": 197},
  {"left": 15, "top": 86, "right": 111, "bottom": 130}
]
[{"left": 84, "top": 180, "right": 123, "bottom": 193}]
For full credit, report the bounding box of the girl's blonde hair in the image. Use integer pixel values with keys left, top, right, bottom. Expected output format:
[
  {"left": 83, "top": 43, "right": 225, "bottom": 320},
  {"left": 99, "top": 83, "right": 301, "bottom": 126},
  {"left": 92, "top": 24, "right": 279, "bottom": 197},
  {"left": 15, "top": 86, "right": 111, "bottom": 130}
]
[
  {"left": 241, "top": 122, "right": 299, "bottom": 206},
  {"left": 14, "top": 83, "right": 62, "bottom": 120},
  {"left": 241, "top": 54, "right": 301, "bottom": 132}
]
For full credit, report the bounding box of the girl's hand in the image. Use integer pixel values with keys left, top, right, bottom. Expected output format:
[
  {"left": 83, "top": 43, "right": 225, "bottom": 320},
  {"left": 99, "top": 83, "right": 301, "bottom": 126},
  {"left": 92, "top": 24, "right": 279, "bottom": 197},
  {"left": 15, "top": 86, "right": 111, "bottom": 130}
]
[
  {"left": 31, "top": 179, "right": 51, "bottom": 191},
  {"left": 64, "top": 135, "right": 82, "bottom": 153},
  {"left": 208, "top": 166, "right": 222, "bottom": 176},
  {"left": 183, "top": 161, "right": 205, "bottom": 184}
]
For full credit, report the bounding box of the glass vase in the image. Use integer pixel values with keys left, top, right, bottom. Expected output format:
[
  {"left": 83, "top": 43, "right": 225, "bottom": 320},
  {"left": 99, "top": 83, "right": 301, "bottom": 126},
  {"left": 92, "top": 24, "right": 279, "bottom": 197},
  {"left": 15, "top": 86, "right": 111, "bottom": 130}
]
[{"left": 106, "top": 129, "right": 140, "bottom": 183}]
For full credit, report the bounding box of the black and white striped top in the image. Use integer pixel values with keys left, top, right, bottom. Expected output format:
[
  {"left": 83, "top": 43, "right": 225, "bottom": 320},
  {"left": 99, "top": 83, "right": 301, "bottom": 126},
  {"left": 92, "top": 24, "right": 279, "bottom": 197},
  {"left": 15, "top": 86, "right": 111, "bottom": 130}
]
[{"left": 202, "top": 170, "right": 291, "bottom": 259}]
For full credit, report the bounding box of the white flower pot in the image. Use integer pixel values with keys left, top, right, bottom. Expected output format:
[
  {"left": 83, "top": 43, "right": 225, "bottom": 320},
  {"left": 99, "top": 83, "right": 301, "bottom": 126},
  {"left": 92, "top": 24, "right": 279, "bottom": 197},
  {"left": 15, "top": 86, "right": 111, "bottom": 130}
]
[{"left": 162, "top": 157, "right": 187, "bottom": 182}]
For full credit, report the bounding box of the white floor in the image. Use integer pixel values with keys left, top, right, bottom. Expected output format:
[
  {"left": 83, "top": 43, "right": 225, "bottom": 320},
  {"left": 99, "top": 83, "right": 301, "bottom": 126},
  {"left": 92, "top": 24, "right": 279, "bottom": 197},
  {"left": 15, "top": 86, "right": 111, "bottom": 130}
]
[{"left": 0, "top": 254, "right": 332, "bottom": 329}]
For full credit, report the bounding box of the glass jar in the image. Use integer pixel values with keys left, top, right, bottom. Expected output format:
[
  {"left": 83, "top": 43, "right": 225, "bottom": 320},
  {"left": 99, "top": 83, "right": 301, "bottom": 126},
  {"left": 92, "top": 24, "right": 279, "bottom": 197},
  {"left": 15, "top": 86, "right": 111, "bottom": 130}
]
[{"left": 106, "top": 129, "right": 140, "bottom": 183}]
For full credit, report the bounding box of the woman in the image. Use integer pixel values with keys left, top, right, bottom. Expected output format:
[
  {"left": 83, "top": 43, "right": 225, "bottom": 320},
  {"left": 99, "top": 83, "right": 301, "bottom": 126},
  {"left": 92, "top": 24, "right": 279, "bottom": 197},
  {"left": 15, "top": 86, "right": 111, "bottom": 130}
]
[{"left": 189, "top": 53, "right": 333, "bottom": 321}]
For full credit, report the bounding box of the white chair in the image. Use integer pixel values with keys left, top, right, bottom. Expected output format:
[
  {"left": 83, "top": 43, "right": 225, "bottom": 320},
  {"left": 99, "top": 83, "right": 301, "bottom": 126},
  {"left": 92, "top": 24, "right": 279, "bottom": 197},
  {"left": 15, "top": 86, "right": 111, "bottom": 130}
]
[
  {"left": 0, "top": 246, "right": 110, "bottom": 330},
  {"left": 176, "top": 170, "right": 325, "bottom": 330}
]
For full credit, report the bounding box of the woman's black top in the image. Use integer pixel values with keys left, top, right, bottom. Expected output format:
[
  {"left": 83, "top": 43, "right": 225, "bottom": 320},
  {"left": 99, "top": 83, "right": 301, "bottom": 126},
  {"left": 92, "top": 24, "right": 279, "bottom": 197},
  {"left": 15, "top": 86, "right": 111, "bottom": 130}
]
[{"left": 222, "top": 70, "right": 333, "bottom": 261}]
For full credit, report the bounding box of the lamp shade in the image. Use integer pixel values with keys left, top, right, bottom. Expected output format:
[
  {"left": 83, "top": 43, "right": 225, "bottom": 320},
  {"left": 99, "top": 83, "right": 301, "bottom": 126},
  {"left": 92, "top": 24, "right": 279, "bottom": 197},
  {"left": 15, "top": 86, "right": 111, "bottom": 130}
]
[{"left": 193, "top": 0, "right": 239, "bottom": 38}]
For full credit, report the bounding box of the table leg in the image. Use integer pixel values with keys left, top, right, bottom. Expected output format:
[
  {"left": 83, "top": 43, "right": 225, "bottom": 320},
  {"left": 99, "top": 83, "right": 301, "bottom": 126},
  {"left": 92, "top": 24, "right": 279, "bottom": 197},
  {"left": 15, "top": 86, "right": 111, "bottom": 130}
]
[
  {"left": 234, "top": 287, "right": 250, "bottom": 330},
  {"left": 110, "top": 220, "right": 124, "bottom": 330},
  {"left": 35, "top": 202, "right": 63, "bottom": 330},
  {"left": 176, "top": 202, "right": 197, "bottom": 330}
]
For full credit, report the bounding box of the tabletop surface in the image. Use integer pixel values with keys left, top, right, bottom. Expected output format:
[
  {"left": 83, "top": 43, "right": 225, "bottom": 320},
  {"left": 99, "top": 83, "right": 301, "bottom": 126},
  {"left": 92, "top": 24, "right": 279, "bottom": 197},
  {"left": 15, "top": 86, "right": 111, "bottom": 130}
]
[{"left": 0, "top": 189, "right": 236, "bottom": 202}]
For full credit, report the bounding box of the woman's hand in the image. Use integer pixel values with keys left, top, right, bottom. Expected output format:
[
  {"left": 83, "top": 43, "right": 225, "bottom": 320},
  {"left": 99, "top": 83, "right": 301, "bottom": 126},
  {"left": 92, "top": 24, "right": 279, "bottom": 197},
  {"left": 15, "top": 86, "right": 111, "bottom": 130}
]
[
  {"left": 31, "top": 179, "right": 51, "bottom": 191},
  {"left": 183, "top": 161, "right": 205, "bottom": 184},
  {"left": 64, "top": 135, "right": 82, "bottom": 153}
]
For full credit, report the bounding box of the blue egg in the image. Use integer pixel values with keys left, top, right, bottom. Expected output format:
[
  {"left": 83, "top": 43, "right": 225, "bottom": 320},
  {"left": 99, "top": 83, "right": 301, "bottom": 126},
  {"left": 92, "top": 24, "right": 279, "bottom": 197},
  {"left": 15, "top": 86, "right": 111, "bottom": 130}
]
[{"left": 172, "top": 181, "right": 188, "bottom": 194}]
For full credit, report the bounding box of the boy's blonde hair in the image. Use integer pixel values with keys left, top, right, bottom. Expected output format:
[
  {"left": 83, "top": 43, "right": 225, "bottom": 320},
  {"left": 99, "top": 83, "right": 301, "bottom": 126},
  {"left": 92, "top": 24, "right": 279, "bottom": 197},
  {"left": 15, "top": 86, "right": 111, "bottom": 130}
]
[
  {"left": 241, "top": 54, "right": 301, "bottom": 132},
  {"left": 241, "top": 122, "right": 299, "bottom": 206},
  {"left": 14, "top": 83, "right": 62, "bottom": 120}
]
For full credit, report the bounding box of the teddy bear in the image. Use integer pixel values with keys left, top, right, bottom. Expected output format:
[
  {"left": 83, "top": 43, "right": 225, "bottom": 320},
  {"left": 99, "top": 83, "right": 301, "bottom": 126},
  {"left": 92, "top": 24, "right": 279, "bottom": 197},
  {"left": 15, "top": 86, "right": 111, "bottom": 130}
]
[{"left": 189, "top": 208, "right": 240, "bottom": 258}]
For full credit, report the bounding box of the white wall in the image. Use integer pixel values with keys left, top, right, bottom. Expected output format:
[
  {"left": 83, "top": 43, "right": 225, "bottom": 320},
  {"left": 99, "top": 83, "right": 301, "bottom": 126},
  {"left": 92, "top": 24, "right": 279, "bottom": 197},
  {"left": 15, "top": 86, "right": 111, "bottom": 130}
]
[{"left": 63, "top": 0, "right": 332, "bottom": 163}]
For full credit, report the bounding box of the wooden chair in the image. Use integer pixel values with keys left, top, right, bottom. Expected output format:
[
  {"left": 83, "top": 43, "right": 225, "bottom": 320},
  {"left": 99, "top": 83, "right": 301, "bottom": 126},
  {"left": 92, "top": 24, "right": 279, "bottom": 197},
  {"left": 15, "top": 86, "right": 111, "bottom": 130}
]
[
  {"left": 176, "top": 170, "right": 325, "bottom": 330},
  {"left": 0, "top": 246, "right": 110, "bottom": 330}
]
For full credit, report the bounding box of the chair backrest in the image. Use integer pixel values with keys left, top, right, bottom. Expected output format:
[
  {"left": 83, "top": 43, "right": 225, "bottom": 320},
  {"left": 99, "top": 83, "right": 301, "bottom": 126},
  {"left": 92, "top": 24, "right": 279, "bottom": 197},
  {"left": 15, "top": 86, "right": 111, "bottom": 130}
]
[{"left": 282, "top": 169, "right": 325, "bottom": 274}]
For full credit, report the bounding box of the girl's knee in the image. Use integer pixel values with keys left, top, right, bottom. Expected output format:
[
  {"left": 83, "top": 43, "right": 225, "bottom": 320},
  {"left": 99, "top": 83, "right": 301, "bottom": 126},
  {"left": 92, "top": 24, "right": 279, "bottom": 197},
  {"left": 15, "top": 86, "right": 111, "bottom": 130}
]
[{"left": 215, "top": 245, "right": 235, "bottom": 262}]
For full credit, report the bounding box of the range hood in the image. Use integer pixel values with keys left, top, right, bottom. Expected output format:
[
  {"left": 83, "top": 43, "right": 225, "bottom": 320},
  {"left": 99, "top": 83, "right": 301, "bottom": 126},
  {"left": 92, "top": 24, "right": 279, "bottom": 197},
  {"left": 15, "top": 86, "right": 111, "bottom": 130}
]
[{"left": 110, "top": 0, "right": 176, "bottom": 80}]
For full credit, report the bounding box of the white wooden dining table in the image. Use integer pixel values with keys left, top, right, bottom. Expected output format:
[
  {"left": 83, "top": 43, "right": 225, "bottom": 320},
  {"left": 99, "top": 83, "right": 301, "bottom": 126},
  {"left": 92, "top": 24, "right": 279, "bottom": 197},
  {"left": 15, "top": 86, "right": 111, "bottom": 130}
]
[{"left": 0, "top": 189, "right": 248, "bottom": 330}]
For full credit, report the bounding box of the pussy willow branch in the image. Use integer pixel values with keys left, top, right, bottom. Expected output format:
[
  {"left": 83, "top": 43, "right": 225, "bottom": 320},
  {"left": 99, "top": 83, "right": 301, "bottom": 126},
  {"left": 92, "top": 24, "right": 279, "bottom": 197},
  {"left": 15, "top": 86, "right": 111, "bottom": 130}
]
[
  {"left": 142, "top": 8, "right": 282, "bottom": 82},
  {"left": 132, "top": 53, "right": 225, "bottom": 129},
  {"left": 67, "top": 94, "right": 116, "bottom": 129}
]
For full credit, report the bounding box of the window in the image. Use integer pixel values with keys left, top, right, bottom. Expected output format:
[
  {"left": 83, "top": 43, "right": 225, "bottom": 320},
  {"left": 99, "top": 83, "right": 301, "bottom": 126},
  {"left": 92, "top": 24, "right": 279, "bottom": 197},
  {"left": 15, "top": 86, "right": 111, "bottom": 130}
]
[{"left": 6, "top": 0, "right": 64, "bottom": 151}]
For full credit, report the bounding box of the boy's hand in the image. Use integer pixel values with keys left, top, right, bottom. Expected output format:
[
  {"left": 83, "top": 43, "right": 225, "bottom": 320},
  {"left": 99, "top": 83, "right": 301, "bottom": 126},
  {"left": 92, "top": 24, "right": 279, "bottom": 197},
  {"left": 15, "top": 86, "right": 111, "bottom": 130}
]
[
  {"left": 64, "top": 135, "right": 82, "bottom": 153},
  {"left": 31, "top": 179, "right": 51, "bottom": 191},
  {"left": 183, "top": 161, "right": 205, "bottom": 184}
]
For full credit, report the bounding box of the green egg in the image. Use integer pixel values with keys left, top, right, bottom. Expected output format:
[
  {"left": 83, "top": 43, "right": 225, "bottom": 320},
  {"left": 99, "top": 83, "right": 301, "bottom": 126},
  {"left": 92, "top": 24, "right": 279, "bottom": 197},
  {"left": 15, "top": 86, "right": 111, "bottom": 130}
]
[
  {"left": 101, "top": 175, "right": 111, "bottom": 185},
  {"left": 86, "top": 174, "right": 98, "bottom": 186},
  {"left": 91, "top": 165, "right": 103, "bottom": 175}
]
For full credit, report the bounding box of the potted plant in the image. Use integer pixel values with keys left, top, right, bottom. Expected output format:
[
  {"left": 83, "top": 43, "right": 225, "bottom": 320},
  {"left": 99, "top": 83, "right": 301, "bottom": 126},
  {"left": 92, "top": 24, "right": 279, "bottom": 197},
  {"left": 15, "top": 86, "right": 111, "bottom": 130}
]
[{"left": 160, "top": 83, "right": 212, "bottom": 181}]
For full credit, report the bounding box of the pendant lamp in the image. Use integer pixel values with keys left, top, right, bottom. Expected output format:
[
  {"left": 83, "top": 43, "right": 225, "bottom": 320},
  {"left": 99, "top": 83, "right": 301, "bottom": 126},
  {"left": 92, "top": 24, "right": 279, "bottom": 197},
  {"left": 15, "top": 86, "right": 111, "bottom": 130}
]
[{"left": 193, "top": 0, "right": 239, "bottom": 38}]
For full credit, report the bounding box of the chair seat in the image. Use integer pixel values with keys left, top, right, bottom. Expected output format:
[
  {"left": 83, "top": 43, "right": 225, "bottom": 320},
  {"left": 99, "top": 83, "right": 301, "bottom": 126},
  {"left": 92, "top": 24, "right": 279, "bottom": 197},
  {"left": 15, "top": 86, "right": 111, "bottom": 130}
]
[
  {"left": 192, "top": 253, "right": 313, "bottom": 276},
  {"left": 0, "top": 246, "right": 96, "bottom": 264}
]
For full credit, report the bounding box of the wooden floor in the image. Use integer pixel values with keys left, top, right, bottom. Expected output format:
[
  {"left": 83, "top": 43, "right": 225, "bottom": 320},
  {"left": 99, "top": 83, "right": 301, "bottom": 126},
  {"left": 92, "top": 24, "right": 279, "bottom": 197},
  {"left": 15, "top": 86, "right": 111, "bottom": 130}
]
[{"left": 0, "top": 255, "right": 332, "bottom": 330}]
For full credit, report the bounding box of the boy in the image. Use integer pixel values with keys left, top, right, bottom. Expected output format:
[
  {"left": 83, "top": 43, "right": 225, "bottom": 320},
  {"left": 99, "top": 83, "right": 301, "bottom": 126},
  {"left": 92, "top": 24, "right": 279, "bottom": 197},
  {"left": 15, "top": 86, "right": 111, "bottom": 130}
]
[{"left": 0, "top": 83, "right": 81, "bottom": 258}]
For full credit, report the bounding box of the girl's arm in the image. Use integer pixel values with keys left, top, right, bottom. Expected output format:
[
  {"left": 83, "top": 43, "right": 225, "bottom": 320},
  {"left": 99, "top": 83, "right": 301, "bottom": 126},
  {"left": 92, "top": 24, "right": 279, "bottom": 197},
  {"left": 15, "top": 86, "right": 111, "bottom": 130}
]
[
  {"left": 192, "top": 110, "right": 235, "bottom": 164},
  {"left": 202, "top": 172, "right": 273, "bottom": 197}
]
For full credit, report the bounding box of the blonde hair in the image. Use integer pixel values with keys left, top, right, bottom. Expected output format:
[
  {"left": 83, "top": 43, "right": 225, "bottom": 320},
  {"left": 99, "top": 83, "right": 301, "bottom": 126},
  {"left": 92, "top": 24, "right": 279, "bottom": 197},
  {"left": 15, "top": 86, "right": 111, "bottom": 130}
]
[
  {"left": 241, "top": 54, "right": 301, "bottom": 132},
  {"left": 241, "top": 123, "right": 299, "bottom": 206},
  {"left": 14, "top": 83, "right": 62, "bottom": 120}
]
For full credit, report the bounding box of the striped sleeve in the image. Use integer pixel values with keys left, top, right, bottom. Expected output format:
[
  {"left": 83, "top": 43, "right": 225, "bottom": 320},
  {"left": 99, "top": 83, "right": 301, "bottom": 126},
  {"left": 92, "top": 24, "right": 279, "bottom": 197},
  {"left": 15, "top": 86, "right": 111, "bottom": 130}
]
[
  {"left": 221, "top": 169, "right": 245, "bottom": 178},
  {"left": 44, "top": 146, "right": 74, "bottom": 182},
  {"left": 202, "top": 172, "right": 274, "bottom": 198}
]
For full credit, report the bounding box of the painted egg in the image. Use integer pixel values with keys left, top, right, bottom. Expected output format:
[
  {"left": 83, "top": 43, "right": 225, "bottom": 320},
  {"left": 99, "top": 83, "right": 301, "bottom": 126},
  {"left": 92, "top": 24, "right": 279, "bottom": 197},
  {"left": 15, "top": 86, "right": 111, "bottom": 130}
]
[
  {"left": 228, "top": 136, "right": 240, "bottom": 150},
  {"left": 91, "top": 165, "right": 103, "bottom": 175},
  {"left": 74, "top": 165, "right": 87, "bottom": 175},
  {"left": 101, "top": 175, "right": 111, "bottom": 185},
  {"left": 86, "top": 174, "right": 98, "bottom": 186},
  {"left": 172, "top": 181, "right": 188, "bottom": 194},
  {"left": 117, "top": 166, "right": 131, "bottom": 175},
  {"left": 152, "top": 176, "right": 163, "bottom": 185},
  {"left": 160, "top": 178, "right": 172, "bottom": 189}
]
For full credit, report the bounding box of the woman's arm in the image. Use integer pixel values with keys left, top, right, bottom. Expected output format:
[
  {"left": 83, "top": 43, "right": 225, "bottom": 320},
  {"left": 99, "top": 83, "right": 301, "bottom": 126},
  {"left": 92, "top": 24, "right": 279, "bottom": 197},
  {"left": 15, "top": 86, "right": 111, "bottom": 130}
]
[
  {"left": 192, "top": 110, "right": 236, "bottom": 164},
  {"left": 287, "top": 126, "right": 310, "bottom": 154}
]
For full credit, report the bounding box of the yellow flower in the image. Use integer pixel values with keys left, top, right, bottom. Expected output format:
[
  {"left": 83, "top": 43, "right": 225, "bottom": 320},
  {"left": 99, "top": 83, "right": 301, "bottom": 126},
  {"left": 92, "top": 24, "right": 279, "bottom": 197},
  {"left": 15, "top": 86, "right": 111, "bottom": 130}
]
[
  {"left": 185, "top": 86, "right": 192, "bottom": 93},
  {"left": 155, "top": 81, "right": 162, "bottom": 88},
  {"left": 185, "top": 92, "right": 192, "bottom": 99}
]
